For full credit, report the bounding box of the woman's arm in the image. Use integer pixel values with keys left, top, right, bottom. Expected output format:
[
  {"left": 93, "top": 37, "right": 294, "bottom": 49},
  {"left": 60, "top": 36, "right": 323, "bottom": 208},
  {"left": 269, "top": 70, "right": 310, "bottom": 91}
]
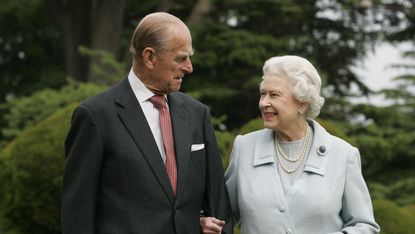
[{"left": 339, "top": 147, "right": 380, "bottom": 234}]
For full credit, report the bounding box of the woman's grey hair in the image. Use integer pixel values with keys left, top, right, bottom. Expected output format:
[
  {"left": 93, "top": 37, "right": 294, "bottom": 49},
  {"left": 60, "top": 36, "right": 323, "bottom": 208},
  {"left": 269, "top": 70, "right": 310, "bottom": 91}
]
[{"left": 262, "top": 55, "right": 325, "bottom": 119}]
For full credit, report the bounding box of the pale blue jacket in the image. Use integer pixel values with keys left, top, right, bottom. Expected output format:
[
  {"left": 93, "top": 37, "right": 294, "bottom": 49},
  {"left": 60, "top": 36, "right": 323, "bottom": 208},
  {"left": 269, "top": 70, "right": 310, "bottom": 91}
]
[{"left": 225, "top": 120, "right": 380, "bottom": 234}]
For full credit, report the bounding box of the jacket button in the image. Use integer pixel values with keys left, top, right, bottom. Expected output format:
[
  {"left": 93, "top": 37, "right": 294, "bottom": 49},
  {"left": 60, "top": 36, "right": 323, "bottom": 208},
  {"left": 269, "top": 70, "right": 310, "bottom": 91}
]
[
  {"left": 279, "top": 205, "right": 286, "bottom": 212},
  {"left": 286, "top": 229, "right": 293, "bottom": 234},
  {"left": 317, "top": 145, "right": 328, "bottom": 156}
]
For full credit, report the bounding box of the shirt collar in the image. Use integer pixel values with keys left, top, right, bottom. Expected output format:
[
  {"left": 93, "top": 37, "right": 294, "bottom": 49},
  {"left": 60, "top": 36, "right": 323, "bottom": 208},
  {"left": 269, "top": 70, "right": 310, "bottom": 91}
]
[{"left": 128, "top": 69, "right": 167, "bottom": 103}]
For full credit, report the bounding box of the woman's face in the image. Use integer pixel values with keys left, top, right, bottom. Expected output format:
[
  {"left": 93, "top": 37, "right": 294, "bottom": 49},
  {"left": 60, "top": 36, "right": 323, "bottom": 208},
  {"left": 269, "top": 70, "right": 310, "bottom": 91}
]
[{"left": 259, "top": 75, "right": 304, "bottom": 132}]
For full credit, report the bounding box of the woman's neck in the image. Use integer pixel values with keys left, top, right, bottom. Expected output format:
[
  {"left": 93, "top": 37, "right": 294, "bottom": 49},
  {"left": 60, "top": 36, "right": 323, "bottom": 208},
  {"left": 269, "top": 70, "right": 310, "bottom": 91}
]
[{"left": 276, "top": 120, "right": 308, "bottom": 142}]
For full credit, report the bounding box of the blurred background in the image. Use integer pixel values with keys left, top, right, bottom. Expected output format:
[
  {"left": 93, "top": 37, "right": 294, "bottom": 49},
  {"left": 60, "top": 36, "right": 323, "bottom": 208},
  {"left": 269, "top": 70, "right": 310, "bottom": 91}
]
[{"left": 0, "top": 0, "right": 414, "bottom": 233}]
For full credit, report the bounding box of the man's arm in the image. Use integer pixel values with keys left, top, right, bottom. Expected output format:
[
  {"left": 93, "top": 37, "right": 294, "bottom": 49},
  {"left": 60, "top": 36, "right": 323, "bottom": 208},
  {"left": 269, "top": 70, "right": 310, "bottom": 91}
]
[
  {"left": 202, "top": 106, "right": 233, "bottom": 234},
  {"left": 62, "top": 105, "right": 104, "bottom": 234}
]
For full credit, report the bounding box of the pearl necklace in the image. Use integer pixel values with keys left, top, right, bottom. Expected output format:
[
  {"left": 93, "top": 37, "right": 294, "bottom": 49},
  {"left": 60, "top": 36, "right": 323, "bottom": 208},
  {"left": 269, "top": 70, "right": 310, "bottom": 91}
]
[{"left": 275, "top": 125, "right": 310, "bottom": 174}]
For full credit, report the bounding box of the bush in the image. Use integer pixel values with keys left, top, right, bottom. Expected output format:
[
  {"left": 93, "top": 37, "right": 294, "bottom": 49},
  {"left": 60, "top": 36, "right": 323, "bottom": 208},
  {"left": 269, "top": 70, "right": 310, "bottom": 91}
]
[
  {"left": 238, "top": 117, "right": 263, "bottom": 135},
  {"left": 1, "top": 81, "right": 106, "bottom": 144},
  {"left": 368, "top": 177, "right": 415, "bottom": 206},
  {"left": 373, "top": 199, "right": 415, "bottom": 234},
  {"left": 0, "top": 103, "right": 77, "bottom": 234},
  {"left": 214, "top": 130, "right": 236, "bottom": 169}
]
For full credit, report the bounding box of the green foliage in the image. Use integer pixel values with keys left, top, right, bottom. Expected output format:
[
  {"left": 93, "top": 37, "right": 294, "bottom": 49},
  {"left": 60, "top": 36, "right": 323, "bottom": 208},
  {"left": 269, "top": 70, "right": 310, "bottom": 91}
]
[
  {"left": 215, "top": 130, "right": 236, "bottom": 169},
  {"left": 373, "top": 199, "right": 415, "bottom": 234},
  {"left": 369, "top": 175, "right": 415, "bottom": 206},
  {"left": 238, "top": 118, "right": 263, "bottom": 135},
  {"left": 180, "top": 0, "right": 400, "bottom": 129},
  {"left": 187, "top": 23, "right": 277, "bottom": 129},
  {"left": 346, "top": 48, "right": 415, "bottom": 208},
  {"left": 0, "top": 0, "right": 65, "bottom": 102},
  {"left": 211, "top": 115, "right": 236, "bottom": 168},
  {"left": 78, "top": 46, "right": 126, "bottom": 85},
  {"left": 1, "top": 81, "right": 106, "bottom": 144},
  {"left": 0, "top": 103, "right": 77, "bottom": 234}
]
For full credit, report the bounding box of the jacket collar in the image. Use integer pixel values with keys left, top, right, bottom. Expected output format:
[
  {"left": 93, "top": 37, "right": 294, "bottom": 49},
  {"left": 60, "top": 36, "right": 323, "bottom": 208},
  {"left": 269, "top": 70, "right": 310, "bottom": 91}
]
[
  {"left": 252, "top": 128, "right": 276, "bottom": 166},
  {"left": 303, "top": 120, "right": 331, "bottom": 176},
  {"left": 252, "top": 120, "right": 331, "bottom": 176}
]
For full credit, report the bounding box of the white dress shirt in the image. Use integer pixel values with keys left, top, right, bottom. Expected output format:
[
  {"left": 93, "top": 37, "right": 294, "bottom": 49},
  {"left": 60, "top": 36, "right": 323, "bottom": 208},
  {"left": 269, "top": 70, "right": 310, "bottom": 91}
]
[{"left": 128, "top": 69, "right": 167, "bottom": 162}]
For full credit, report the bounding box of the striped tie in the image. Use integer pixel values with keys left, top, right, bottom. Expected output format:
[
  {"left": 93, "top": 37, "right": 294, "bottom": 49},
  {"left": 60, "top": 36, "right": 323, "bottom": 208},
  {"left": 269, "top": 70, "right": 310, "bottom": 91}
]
[{"left": 149, "top": 95, "right": 177, "bottom": 194}]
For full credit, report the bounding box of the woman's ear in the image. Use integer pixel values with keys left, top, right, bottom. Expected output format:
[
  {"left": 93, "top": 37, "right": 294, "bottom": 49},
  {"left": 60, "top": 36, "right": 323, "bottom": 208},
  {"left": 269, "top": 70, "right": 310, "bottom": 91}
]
[
  {"left": 142, "top": 47, "right": 156, "bottom": 69},
  {"left": 299, "top": 102, "right": 309, "bottom": 115}
]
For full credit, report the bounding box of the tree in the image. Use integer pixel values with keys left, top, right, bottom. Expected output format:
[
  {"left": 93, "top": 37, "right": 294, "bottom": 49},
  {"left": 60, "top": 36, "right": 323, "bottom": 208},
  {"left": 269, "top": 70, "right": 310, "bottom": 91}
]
[
  {"left": 0, "top": 0, "right": 65, "bottom": 102},
  {"left": 47, "top": 0, "right": 126, "bottom": 83},
  {"left": 183, "top": 0, "right": 398, "bottom": 129},
  {"left": 342, "top": 47, "right": 415, "bottom": 206}
]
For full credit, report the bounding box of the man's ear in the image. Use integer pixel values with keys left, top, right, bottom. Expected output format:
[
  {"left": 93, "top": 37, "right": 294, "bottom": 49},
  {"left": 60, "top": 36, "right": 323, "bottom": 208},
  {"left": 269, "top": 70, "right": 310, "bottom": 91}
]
[{"left": 142, "top": 47, "right": 156, "bottom": 69}]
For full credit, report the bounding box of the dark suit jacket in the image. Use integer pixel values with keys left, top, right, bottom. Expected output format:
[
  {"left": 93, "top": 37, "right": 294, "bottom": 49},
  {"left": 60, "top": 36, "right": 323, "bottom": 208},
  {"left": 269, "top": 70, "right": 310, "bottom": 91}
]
[{"left": 62, "top": 78, "right": 233, "bottom": 234}]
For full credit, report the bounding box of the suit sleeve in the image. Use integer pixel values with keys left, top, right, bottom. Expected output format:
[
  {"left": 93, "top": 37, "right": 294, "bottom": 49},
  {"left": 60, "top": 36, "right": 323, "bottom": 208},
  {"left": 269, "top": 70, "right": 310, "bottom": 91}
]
[
  {"left": 224, "top": 135, "right": 241, "bottom": 224},
  {"left": 339, "top": 147, "right": 380, "bottom": 234},
  {"left": 202, "top": 106, "right": 234, "bottom": 234},
  {"left": 62, "top": 105, "right": 104, "bottom": 234}
]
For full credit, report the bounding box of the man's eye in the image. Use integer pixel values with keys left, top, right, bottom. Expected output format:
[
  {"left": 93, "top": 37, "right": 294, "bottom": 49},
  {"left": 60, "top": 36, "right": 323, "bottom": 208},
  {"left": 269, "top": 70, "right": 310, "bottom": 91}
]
[{"left": 177, "top": 57, "right": 187, "bottom": 62}]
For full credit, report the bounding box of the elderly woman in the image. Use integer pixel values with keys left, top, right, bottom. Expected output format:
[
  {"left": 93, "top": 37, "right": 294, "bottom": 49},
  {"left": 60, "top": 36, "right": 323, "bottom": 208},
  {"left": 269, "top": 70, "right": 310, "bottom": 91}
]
[{"left": 201, "top": 55, "right": 380, "bottom": 234}]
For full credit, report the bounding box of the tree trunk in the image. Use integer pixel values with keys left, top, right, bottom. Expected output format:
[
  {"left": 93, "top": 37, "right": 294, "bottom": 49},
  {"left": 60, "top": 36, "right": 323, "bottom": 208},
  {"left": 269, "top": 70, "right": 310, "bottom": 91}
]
[
  {"left": 157, "top": 0, "right": 174, "bottom": 12},
  {"left": 48, "top": 0, "right": 92, "bottom": 82},
  {"left": 48, "top": 0, "right": 125, "bottom": 83},
  {"left": 88, "top": 0, "right": 126, "bottom": 84},
  {"left": 186, "top": 0, "right": 212, "bottom": 28}
]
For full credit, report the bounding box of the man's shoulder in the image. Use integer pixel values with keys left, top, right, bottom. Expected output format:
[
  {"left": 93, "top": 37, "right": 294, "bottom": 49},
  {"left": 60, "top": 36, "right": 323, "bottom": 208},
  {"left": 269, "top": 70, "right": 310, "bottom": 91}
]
[
  {"left": 80, "top": 79, "right": 126, "bottom": 110},
  {"left": 86, "top": 79, "right": 127, "bottom": 101},
  {"left": 170, "top": 92, "right": 206, "bottom": 108}
]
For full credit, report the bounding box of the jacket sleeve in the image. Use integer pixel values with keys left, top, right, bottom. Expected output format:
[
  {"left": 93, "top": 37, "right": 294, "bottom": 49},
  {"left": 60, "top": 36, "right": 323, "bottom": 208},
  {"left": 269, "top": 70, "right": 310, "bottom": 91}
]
[
  {"left": 202, "top": 106, "right": 234, "bottom": 234},
  {"left": 338, "top": 147, "right": 380, "bottom": 234},
  {"left": 62, "top": 105, "right": 104, "bottom": 234},
  {"left": 225, "top": 135, "right": 241, "bottom": 225}
]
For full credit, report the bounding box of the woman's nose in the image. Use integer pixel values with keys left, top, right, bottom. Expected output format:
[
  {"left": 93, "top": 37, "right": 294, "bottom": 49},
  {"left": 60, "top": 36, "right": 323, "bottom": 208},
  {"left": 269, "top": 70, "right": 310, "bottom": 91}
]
[{"left": 259, "top": 96, "right": 270, "bottom": 108}]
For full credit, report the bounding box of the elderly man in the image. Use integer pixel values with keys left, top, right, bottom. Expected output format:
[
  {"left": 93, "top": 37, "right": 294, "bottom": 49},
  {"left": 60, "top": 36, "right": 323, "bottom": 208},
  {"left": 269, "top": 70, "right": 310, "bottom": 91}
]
[{"left": 62, "top": 12, "right": 232, "bottom": 234}]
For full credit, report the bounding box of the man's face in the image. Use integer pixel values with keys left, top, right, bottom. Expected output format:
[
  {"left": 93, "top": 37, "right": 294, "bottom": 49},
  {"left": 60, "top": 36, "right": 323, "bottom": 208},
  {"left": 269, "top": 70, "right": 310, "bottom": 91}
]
[{"left": 148, "top": 27, "right": 193, "bottom": 95}]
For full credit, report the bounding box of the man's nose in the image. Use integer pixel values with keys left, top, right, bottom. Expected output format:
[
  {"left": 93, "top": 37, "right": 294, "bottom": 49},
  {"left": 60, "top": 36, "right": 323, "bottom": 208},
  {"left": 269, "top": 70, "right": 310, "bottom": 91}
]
[{"left": 183, "top": 58, "right": 193, "bottom": 74}]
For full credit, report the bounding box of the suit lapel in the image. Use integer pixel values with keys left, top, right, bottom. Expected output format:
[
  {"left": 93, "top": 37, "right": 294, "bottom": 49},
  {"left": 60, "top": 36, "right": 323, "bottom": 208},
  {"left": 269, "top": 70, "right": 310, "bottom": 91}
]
[
  {"left": 167, "top": 93, "right": 192, "bottom": 200},
  {"left": 115, "top": 79, "right": 175, "bottom": 203}
]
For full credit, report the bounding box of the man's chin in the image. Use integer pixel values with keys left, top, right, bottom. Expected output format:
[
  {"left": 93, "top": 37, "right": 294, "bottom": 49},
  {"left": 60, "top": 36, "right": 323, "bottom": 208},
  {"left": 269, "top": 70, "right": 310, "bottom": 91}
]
[{"left": 170, "top": 86, "right": 182, "bottom": 93}]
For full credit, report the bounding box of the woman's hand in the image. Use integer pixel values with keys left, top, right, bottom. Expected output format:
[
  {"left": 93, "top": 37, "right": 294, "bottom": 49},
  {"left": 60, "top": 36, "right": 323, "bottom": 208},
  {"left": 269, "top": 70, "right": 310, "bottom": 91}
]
[{"left": 200, "top": 216, "right": 226, "bottom": 234}]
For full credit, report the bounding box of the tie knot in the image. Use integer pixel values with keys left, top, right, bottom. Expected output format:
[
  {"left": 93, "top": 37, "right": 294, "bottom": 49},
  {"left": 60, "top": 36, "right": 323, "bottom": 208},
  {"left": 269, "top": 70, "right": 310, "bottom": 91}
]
[{"left": 149, "top": 95, "right": 167, "bottom": 110}]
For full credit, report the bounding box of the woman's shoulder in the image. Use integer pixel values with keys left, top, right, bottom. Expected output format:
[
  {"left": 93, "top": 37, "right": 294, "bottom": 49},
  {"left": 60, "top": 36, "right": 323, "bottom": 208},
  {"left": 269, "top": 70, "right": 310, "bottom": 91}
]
[
  {"left": 237, "top": 128, "right": 271, "bottom": 142},
  {"left": 312, "top": 120, "right": 356, "bottom": 151}
]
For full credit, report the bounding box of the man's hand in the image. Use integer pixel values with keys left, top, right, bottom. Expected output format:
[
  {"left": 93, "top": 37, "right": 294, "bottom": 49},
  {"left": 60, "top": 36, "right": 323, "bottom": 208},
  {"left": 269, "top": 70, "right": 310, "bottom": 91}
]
[{"left": 200, "top": 216, "right": 226, "bottom": 234}]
